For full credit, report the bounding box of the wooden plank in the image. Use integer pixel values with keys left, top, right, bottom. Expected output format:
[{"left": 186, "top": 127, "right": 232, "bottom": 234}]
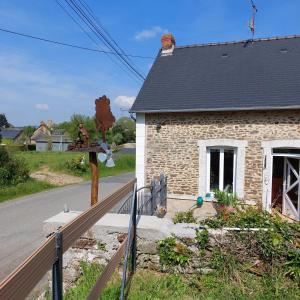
[
  {"left": 89, "top": 152, "right": 99, "bottom": 206},
  {"left": 87, "top": 237, "right": 128, "bottom": 300},
  {"left": 61, "top": 178, "right": 135, "bottom": 252},
  {"left": 0, "top": 179, "right": 135, "bottom": 300},
  {"left": 0, "top": 235, "right": 56, "bottom": 300}
]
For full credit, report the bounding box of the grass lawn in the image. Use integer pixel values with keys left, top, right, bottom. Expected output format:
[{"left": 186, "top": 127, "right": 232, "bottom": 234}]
[
  {"left": 14, "top": 151, "right": 135, "bottom": 179},
  {"left": 61, "top": 263, "right": 300, "bottom": 300},
  {"left": 0, "top": 151, "right": 135, "bottom": 203},
  {"left": 0, "top": 179, "right": 55, "bottom": 203}
]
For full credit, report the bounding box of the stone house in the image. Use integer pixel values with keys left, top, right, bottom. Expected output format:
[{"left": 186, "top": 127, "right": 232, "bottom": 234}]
[
  {"left": 34, "top": 130, "right": 72, "bottom": 152},
  {"left": 131, "top": 34, "right": 300, "bottom": 221}
]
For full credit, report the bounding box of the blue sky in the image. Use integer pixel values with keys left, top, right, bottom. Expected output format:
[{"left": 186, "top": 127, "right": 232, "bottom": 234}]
[{"left": 0, "top": 0, "right": 299, "bottom": 126}]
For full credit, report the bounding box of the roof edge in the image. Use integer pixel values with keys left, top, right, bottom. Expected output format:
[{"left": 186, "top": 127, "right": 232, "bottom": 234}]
[
  {"left": 131, "top": 105, "right": 300, "bottom": 114},
  {"left": 176, "top": 34, "right": 300, "bottom": 50}
]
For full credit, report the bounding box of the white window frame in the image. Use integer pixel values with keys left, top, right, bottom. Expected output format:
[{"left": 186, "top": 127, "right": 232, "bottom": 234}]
[
  {"left": 206, "top": 147, "right": 237, "bottom": 193},
  {"left": 198, "top": 139, "right": 248, "bottom": 199}
]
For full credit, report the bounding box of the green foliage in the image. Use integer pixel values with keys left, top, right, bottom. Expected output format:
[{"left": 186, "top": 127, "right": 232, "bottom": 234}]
[
  {"left": 210, "top": 248, "right": 239, "bottom": 277},
  {"left": 111, "top": 117, "right": 135, "bottom": 145},
  {"left": 65, "top": 155, "right": 89, "bottom": 175},
  {"left": 64, "top": 261, "right": 103, "bottom": 299},
  {"left": 56, "top": 114, "right": 100, "bottom": 142},
  {"left": 0, "top": 147, "right": 29, "bottom": 186},
  {"left": 195, "top": 229, "right": 209, "bottom": 253},
  {"left": 158, "top": 237, "right": 191, "bottom": 266},
  {"left": 22, "top": 125, "right": 35, "bottom": 145},
  {"left": 201, "top": 206, "right": 275, "bottom": 229},
  {"left": 285, "top": 249, "right": 300, "bottom": 281},
  {"left": 62, "top": 265, "right": 300, "bottom": 300},
  {"left": 112, "top": 132, "right": 123, "bottom": 145},
  {"left": 214, "top": 189, "right": 238, "bottom": 206},
  {"left": 0, "top": 113, "right": 9, "bottom": 128},
  {"left": 0, "top": 179, "right": 55, "bottom": 203},
  {"left": 172, "top": 210, "right": 196, "bottom": 224}
]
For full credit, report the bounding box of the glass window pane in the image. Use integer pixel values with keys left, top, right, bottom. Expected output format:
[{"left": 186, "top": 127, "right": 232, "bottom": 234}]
[
  {"left": 210, "top": 149, "right": 220, "bottom": 190},
  {"left": 223, "top": 149, "right": 234, "bottom": 192}
]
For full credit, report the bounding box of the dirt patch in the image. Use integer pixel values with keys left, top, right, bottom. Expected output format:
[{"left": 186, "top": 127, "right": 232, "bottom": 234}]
[{"left": 30, "top": 166, "right": 83, "bottom": 186}]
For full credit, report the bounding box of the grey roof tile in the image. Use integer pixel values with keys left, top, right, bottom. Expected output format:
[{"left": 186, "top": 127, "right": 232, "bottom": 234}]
[{"left": 131, "top": 35, "right": 300, "bottom": 112}]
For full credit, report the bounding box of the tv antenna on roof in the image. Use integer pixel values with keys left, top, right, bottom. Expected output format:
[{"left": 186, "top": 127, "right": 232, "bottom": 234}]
[{"left": 248, "top": 0, "right": 258, "bottom": 40}]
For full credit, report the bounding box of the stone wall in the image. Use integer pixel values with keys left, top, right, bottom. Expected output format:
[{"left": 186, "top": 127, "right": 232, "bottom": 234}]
[{"left": 145, "top": 110, "right": 300, "bottom": 203}]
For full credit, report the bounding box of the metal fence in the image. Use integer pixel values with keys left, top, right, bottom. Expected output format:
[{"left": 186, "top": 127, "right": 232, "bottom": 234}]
[
  {"left": 0, "top": 175, "right": 167, "bottom": 300},
  {"left": 118, "top": 174, "right": 167, "bottom": 216},
  {"left": 0, "top": 179, "right": 135, "bottom": 300}
]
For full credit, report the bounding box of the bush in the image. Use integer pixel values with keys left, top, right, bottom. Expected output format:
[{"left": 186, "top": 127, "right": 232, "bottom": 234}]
[
  {"left": 214, "top": 189, "right": 238, "bottom": 206},
  {"left": 65, "top": 155, "right": 89, "bottom": 175},
  {"left": 173, "top": 210, "right": 197, "bottom": 224},
  {"left": 0, "top": 147, "right": 29, "bottom": 186},
  {"left": 2, "top": 144, "right": 25, "bottom": 152},
  {"left": 158, "top": 236, "right": 191, "bottom": 267}
]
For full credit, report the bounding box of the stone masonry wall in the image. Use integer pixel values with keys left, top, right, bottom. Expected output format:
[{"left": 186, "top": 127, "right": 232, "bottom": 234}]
[{"left": 145, "top": 110, "right": 300, "bottom": 203}]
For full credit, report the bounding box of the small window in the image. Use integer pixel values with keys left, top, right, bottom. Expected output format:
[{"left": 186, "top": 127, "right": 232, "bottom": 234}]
[
  {"left": 221, "top": 53, "right": 229, "bottom": 58},
  {"left": 207, "top": 147, "right": 237, "bottom": 193},
  {"left": 280, "top": 48, "right": 288, "bottom": 54}
]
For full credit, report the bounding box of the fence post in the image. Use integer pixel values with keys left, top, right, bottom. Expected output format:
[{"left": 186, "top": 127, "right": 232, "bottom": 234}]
[
  {"left": 150, "top": 179, "right": 155, "bottom": 215},
  {"left": 131, "top": 188, "right": 137, "bottom": 273},
  {"left": 52, "top": 232, "right": 63, "bottom": 300}
]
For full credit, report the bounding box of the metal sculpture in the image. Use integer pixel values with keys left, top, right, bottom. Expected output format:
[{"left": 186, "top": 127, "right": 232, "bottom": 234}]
[
  {"left": 68, "top": 95, "right": 116, "bottom": 206},
  {"left": 95, "top": 95, "right": 115, "bottom": 142},
  {"left": 76, "top": 123, "right": 90, "bottom": 148}
]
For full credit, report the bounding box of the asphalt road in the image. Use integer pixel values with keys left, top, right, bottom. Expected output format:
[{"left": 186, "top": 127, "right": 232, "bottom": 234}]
[{"left": 0, "top": 172, "right": 134, "bottom": 281}]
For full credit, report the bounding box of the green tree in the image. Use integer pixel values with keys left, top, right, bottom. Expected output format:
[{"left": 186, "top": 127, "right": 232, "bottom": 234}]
[
  {"left": 22, "top": 126, "right": 35, "bottom": 146},
  {"left": 56, "top": 114, "right": 100, "bottom": 142},
  {"left": 111, "top": 117, "right": 135, "bottom": 145},
  {"left": 0, "top": 114, "right": 9, "bottom": 128}
]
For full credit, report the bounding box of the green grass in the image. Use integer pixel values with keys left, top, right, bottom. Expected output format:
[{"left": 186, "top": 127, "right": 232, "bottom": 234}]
[
  {"left": 0, "top": 179, "right": 55, "bottom": 203},
  {"left": 62, "top": 263, "right": 300, "bottom": 300},
  {"left": 14, "top": 151, "right": 135, "bottom": 178}
]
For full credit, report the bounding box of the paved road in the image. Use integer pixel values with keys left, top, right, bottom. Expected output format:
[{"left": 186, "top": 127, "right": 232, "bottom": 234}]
[{"left": 0, "top": 172, "right": 134, "bottom": 281}]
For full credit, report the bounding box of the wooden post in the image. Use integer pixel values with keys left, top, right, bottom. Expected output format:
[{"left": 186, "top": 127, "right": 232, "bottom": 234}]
[{"left": 89, "top": 152, "right": 99, "bottom": 206}]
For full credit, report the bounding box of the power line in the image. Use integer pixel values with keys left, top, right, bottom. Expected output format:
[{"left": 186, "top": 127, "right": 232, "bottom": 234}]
[
  {"left": 77, "top": 0, "right": 141, "bottom": 71},
  {"left": 61, "top": 0, "right": 146, "bottom": 80},
  {"left": 64, "top": 0, "right": 145, "bottom": 80},
  {"left": 0, "top": 27, "right": 154, "bottom": 60},
  {"left": 54, "top": 0, "right": 144, "bottom": 84}
]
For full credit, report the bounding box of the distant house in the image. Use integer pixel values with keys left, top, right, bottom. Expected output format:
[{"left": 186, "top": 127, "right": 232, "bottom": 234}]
[
  {"left": 34, "top": 130, "right": 72, "bottom": 152},
  {"left": 131, "top": 34, "right": 300, "bottom": 221},
  {"left": 0, "top": 127, "right": 24, "bottom": 144},
  {"left": 30, "top": 121, "right": 52, "bottom": 144}
]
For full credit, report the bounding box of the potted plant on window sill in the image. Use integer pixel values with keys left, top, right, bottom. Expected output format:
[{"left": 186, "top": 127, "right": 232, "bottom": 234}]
[{"left": 213, "top": 189, "right": 238, "bottom": 217}]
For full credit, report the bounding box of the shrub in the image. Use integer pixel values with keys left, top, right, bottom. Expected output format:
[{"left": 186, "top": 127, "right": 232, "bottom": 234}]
[
  {"left": 195, "top": 229, "right": 209, "bottom": 254},
  {"left": 0, "top": 147, "right": 29, "bottom": 186},
  {"left": 173, "top": 210, "right": 197, "bottom": 224},
  {"left": 214, "top": 189, "right": 238, "bottom": 206},
  {"left": 65, "top": 155, "right": 89, "bottom": 175},
  {"left": 158, "top": 237, "right": 191, "bottom": 267}
]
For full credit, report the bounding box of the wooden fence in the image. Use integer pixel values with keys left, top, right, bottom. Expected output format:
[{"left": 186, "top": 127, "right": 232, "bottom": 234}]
[{"left": 0, "top": 179, "right": 136, "bottom": 300}]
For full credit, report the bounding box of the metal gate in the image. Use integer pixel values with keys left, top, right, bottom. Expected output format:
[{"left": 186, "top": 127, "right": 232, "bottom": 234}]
[{"left": 283, "top": 157, "right": 300, "bottom": 221}]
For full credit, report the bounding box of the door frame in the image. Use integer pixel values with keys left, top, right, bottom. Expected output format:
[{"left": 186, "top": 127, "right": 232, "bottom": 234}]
[{"left": 262, "top": 140, "right": 300, "bottom": 216}]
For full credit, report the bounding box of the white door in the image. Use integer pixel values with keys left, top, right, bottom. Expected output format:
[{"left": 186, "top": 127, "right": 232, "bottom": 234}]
[{"left": 283, "top": 157, "right": 300, "bottom": 221}]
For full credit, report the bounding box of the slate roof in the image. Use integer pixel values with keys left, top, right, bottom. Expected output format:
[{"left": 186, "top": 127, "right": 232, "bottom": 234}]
[
  {"left": 0, "top": 127, "right": 23, "bottom": 140},
  {"left": 131, "top": 35, "right": 300, "bottom": 113},
  {"left": 35, "top": 132, "right": 72, "bottom": 143}
]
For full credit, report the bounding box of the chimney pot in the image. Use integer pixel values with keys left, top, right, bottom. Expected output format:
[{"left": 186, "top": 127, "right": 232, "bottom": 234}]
[{"left": 161, "top": 34, "right": 175, "bottom": 56}]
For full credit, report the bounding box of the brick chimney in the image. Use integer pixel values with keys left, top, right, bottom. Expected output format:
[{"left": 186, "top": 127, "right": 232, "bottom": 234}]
[{"left": 161, "top": 34, "right": 175, "bottom": 56}]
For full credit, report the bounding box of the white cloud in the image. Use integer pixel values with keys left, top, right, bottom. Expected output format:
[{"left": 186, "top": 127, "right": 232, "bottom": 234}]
[
  {"left": 134, "top": 26, "right": 168, "bottom": 41},
  {"left": 114, "top": 96, "right": 135, "bottom": 109},
  {"left": 35, "top": 103, "right": 49, "bottom": 111}
]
